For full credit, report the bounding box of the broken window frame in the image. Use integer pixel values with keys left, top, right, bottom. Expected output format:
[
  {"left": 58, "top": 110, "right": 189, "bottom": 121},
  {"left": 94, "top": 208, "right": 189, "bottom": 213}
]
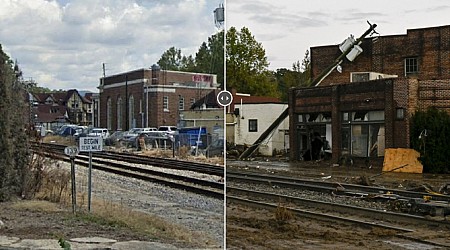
[{"left": 342, "top": 110, "right": 385, "bottom": 157}]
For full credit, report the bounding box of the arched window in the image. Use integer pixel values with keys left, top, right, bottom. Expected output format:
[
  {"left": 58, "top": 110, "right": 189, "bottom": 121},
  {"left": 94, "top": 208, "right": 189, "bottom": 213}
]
[
  {"left": 117, "top": 96, "right": 122, "bottom": 131},
  {"left": 106, "top": 97, "right": 112, "bottom": 130},
  {"left": 129, "top": 95, "right": 135, "bottom": 129}
]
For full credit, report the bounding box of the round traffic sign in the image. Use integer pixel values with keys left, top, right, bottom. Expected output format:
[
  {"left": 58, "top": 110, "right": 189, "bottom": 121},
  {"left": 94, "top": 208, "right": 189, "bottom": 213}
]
[{"left": 64, "top": 146, "right": 79, "bottom": 157}]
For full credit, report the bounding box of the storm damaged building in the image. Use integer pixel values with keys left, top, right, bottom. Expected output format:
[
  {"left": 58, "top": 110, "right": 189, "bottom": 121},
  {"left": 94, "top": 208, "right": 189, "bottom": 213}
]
[{"left": 288, "top": 25, "right": 450, "bottom": 162}]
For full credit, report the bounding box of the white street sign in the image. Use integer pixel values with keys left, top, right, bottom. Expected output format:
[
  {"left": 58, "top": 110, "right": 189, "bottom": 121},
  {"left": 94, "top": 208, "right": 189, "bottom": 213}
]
[
  {"left": 79, "top": 137, "right": 103, "bottom": 152},
  {"left": 64, "top": 146, "right": 79, "bottom": 157}
]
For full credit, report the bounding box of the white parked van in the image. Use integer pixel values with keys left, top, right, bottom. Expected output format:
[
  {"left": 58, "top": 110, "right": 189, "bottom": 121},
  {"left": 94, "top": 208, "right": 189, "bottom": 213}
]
[
  {"left": 87, "top": 128, "right": 110, "bottom": 140},
  {"left": 158, "top": 126, "right": 177, "bottom": 134}
]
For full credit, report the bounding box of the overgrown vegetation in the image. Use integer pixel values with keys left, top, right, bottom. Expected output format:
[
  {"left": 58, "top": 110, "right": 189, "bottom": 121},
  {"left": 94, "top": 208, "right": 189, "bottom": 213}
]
[
  {"left": 410, "top": 107, "right": 450, "bottom": 173},
  {"left": 274, "top": 203, "right": 294, "bottom": 222},
  {"left": 0, "top": 44, "right": 32, "bottom": 201}
]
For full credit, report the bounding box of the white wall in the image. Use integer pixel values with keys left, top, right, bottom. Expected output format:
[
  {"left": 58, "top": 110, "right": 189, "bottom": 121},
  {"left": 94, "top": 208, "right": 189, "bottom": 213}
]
[{"left": 234, "top": 103, "right": 289, "bottom": 156}]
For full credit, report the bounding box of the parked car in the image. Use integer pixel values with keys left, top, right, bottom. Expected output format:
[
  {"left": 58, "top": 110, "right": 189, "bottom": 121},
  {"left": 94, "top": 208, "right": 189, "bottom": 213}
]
[
  {"left": 59, "top": 125, "right": 81, "bottom": 137},
  {"left": 87, "top": 128, "right": 110, "bottom": 140},
  {"left": 158, "top": 126, "right": 177, "bottom": 136},
  {"left": 104, "top": 131, "right": 125, "bottom": 146}
]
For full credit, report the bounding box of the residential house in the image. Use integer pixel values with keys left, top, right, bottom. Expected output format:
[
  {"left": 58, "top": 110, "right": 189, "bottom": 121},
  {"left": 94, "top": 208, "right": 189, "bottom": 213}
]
[{"left": 29, "top": 89, "right": 93, "bottom": 131}]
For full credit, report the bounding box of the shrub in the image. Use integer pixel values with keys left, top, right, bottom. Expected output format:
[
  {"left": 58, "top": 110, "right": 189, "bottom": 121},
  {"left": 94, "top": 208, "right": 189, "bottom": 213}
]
[{"left": 410, "top": 107, "right": 450, "bottom": 173}]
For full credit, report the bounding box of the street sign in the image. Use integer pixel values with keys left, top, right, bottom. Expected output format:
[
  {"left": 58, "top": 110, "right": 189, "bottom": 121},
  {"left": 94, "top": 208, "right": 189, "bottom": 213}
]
[
  {"left": 64, "top": 146, "right": 79, "bottom": 157},
  {"left": 79, "top": 137, "right": 103, "bottom": 152}
]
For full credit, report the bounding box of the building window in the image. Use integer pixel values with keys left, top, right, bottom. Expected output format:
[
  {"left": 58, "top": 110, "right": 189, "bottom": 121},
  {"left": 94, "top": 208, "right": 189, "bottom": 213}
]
[
  {"left": 117, "top": 97, "right": 122, "bottom": 130},
  {"left": 190, "top": 98, "right": 195, "bottom": 107},
  {"left": 249, "top": 119, "right": 258, "bottom": 132},
  {"left": 107, "top": 97, "right": 112, "bottom": 130},
  {"left": 396, "top": 108, "right": 405, "bottom": 120},
  {"left": 179, "top": 96, "right": 184, "bottom": 111},
  {"left": 405, "top": 57, "right": 418, "bottom": 75},
  {"left": 163, "top": 96, "right": 169, "bottom": 111},
  {"left": 129, "top": 95, "right": 135, "bottom": 129}
]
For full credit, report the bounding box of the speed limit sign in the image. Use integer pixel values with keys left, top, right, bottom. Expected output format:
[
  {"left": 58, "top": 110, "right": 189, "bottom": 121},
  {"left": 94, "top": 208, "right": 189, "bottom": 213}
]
[{"left": 64, "top": 146, "right": 79, "bottom": 157}]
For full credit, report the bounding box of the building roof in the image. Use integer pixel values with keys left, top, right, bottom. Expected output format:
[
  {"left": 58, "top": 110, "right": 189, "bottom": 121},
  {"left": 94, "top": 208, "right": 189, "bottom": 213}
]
[
  {"left": 34, "top": 104, "right": 68, "bottom": 123},
  {"left": 191, "top": 89, "right": 221, "bottom": 109}
]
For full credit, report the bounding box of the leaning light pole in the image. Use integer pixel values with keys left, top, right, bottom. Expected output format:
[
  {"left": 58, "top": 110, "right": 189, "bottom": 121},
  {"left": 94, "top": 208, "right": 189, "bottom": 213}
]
[{"left": 238, "top": 22, "right": 378, "bottom": 160}]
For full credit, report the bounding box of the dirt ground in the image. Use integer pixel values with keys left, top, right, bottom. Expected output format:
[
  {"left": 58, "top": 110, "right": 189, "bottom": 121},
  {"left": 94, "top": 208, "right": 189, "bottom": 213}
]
[
  {"left": 226, "top": 158, "right": 450, "bottom": 250},
  {"left": 226, "top": 203, "right": 450, "bottom": 250},
  {"left": 226, "top": 204, "right": 405, "bottom": 250}
]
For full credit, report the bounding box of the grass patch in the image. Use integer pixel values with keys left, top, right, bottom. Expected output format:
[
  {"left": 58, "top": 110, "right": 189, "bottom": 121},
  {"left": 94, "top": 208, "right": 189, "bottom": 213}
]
[
  {"left": 69, "top": 198, "right": 215, "bottom": 248},
  {"left": 9, "top": 200, "right": 62, "bottom": 213}
]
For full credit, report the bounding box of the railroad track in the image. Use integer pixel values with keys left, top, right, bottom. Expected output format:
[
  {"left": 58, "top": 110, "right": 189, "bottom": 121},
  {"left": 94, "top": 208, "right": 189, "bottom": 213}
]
[
  {"left": 227, "top": 169, "right": 450, "bottom": 248},
  {"left": 32, "top": 142, "right": 224, "bottom": 199},
  {"left": 227, "top": 194, "right": 450, "bottom": 249},
  {"left": 227, "top": 169, "right": 450, "bottom": 204},
  {"left": 36, "top": 142, "right": 224, "bottom": 177}
]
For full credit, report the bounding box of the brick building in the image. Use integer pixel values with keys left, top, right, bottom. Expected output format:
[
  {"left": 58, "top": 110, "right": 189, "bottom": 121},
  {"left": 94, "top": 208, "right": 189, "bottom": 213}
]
[
  {"left": 98, "top": 67, "right": 218, "bottom": 132},
  {"left": 289, "top": 25, "right": 450, "bottom": 162}
]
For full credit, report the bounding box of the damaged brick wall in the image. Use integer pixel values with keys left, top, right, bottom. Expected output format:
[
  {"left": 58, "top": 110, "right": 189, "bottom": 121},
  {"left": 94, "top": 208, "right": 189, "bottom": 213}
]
[{"left": 311, "top": 25, "right": 450, "bottom": 86}]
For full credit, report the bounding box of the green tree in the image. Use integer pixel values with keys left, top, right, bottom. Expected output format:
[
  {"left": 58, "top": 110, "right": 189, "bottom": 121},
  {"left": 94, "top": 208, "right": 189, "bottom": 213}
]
[
  {"left": 194, "top": 30, "right": 224, "bottom": 88},
  {"left": 274, "top": 50, "right": 312, "bottom": 101},
  {"left": 157, "top": 47, "right": 184, "bottom": 71},
  {"left": 157, "top": 31, "right": 224, "bottom": 88},
  {"left": 226, "top": 27, "right": 278, "bottom": 97},
  {"left": 0, "top": 44, "right": 30, "bottom": 201}
]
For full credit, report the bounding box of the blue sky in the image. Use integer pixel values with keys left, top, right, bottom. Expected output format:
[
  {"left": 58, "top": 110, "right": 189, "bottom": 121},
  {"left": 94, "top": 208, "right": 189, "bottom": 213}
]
[
  {"left": 0, "top": 0, "right": 222, "bottom": 92},
  {"left": 227, "top": 0, "right": 450, "bottom": 70}
]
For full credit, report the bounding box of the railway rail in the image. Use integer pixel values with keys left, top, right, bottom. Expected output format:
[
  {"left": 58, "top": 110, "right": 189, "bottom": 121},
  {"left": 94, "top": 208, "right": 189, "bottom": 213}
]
[
  {"left": 227, "top": 169, "right": 450, "bottom": 216},
  {"left": 227, "top": 168, "right": 450, "bottom": 248},
  {"left": 36, "top": 142, "right": 224, "bottom": 176},
  {"left": 32, "top": 142, "right": 224, "bottom": 199}
]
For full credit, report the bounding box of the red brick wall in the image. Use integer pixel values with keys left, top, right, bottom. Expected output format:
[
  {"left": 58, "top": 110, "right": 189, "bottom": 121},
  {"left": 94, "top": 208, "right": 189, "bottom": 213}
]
[
  {"left": 99, "top": 69, "right": 217, "bottom": 131},
  {"left": 311, "top": 25, "right": 450, "bottom": 86},
  {"left": 417, "top": 79, "right": 450, "bottom": 113},
  {"left": 100, "top": 83, "right": 214, "bottom": 131}
]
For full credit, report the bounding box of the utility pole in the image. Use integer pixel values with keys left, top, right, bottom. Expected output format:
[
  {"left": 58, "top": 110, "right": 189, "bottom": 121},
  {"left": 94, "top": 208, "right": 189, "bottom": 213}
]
[{"left": 238, "top": 22, "right": 378, "bottom": 160}]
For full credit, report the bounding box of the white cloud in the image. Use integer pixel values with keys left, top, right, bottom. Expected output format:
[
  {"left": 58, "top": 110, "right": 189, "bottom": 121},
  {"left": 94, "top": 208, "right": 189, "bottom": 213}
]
[
  {"left": 227, "top": 0, "right": 450, "bottom": 70},
  {"left": 0, "top": 0, "right": 221, "bottom": 92}
]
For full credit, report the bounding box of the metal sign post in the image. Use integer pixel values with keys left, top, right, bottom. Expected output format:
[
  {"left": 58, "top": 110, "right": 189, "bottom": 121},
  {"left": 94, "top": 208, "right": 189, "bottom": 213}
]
[
  {"left": 79, "top": 136, "right": 103, "bottom": 212},
  {"left": 88, "top": 151, "right": 92, "bottom": 212},
  {"left": 70, "top": 156, "right": 77, "bottom": 214},
  {"left": 64, "top": 146, "right": 79, "bottom": 214}
]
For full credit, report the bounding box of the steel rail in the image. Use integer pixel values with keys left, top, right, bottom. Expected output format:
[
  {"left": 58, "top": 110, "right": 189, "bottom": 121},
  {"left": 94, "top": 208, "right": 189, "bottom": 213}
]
[
  {"left": 227, "top": 195, "right": 450, "bottom": 249},
  {"left": 35, "top": 150, "right": 224, "bottom": 200},
  {"left": 227, "top": 170, "right": 450, "bottom": 202},
  {"left": 227, "top": 186, "right": 450, "bottom": 228},
  {"left": 32, "top": 142, "right": 224, "bottom": 177}
]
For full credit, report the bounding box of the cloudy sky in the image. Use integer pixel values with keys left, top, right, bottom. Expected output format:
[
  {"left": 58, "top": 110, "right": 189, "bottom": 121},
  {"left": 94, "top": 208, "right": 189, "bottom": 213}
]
[
  {"left": 0, "top": 0, "right": 223, "bottom": 92},
  {"left": 227, "top": 0, "right": 450, "bottom": 71}
]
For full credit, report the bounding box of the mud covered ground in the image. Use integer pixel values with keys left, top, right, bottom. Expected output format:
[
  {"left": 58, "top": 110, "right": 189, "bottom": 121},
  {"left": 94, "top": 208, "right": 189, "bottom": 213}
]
[{"left": 226, "top": 158, "right": 450, "bottom": 250}]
